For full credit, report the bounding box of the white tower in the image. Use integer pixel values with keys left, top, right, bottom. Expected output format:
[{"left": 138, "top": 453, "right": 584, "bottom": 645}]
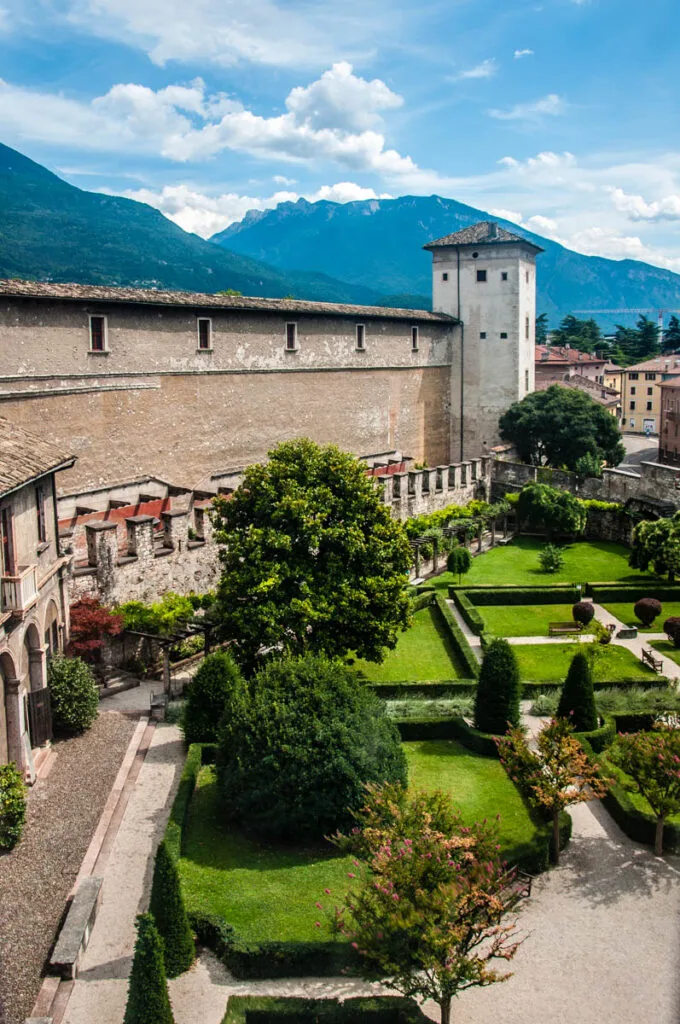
[{"left": 424, "top": 222, "right": 542, "bottom": 461}]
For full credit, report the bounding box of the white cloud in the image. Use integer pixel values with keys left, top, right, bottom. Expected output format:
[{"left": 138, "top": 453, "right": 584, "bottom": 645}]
[
  {"left": 524, "top": 213, "right": 558, "bottom": 235},
  {"left": 285, "top": 61, "right": 402, "bottom": 132},
  {"left": 449, "top": 59, "right": 497, "bottom": 81},
  {"left": 513, "top": 49, "right": 534, "bottom": 58},
  {"left": 489, "top": 207, "right": 524, "bottom": 223},
  {"left": 568, "top": 227, "right": 680, "bottom": 270},
  {"left": 273, "top": 175, "right": 297, "bottom": 186},
  {"left": 608, "top": 186, "right": 680, "bottom": 222},
  {"left": 489, "top": 93, "right": 566, "bottom": 121}
]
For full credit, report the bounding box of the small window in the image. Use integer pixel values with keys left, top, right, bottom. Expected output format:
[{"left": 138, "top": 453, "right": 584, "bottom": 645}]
[
  {"left": 501, "top": 271, "right": 508, "bottom": 282},
  {"left": 525, "top": 315, "right": 530, "bottom": 340},
  {"left": 526, "top": 270, "right": 529, "bottom": 283},
  {"left": 356, "top": 324, "right": 365, "bottom": 351},
  {"left": 647, "top": 387, "right": 653, "bottom": 396},
  {"left": 476, "top": 269, "right": 487, "bottom": 282},
  {"left": 480, "top": 332, "right": 487, "bottom": 339},
  {"left": 442, "top": 272, "right": 448, "bottom": 282},
  {"left": 630, "top": 418, "right": 635, "bottom": 427},
  {"left": 630, "top": 386, "right": 636, "bottom": 395},
  {"left": 472, "top": 251, "right": 479, "bottom": 259},
  {"left": 411, "top": 326, "right": 419, "bottom": 351},
  {"left": 197, "top": 318, "right": 212, "bottom": 350},
  {"left": 500, "top": 332, "right": 508, "bottom": 339},
  {"left": 525, "top": 369, "right": 529, "bottom": 392},
  {"left": 630, "top": 401, "right": 636, "bottom": 411},
  {"left": 645, "top": 372, "right": 657, "bottom": 380},
  {"left": 35, "top": 485, "right": 46, "bottom": 544},
  {"left": 285, "top": 322, "right": 298, "bottom": 351},
  {"left": 89, "top": 315, "right": 106, "bottom": 352},
  {"left": 647, "top": 401, "right": 653, "bottom": 411},
  {"left": 629, "top": 372, "right": 639, "bottom": 380}
]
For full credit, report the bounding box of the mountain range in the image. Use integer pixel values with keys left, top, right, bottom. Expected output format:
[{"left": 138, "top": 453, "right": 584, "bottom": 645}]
[{"left": 2, "top": 141, "right": 680, "bottom": 324}]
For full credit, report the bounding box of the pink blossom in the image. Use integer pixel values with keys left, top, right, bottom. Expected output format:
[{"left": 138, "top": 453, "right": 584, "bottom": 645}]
[
  {"left": 315, "top": 902, "right": 322, "bottom": 909},
  {"left": 348, "top": 872, "right": 356, "bottom": 878},
  {"left": 324, "top": 888, "right": 331, "bottom": 895},
  {"left": 315, "top": 922, "right": 321, "bottom": 928},
  {"left": 351, "top": 941, "right": 359, "bottom": 949}
]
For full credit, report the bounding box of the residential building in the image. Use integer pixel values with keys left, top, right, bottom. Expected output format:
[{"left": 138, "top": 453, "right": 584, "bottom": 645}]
[
  {"left": 657, "top": 380, "right": 680, "bottom": 467},
  {"left": 534, "top": 345, "right": 607, "bottom": 386},
  {"left": 535, "top": 375, "right": 621, "bottom": 418},
  {"left": 603, "top": 362, "right": 623, "bottom": 395},
  {"left": 620, "top": 355, "right": 680, "bottom": 435},
  {"left": 0, "top": 419, "right": 74, "bottom": 779}
]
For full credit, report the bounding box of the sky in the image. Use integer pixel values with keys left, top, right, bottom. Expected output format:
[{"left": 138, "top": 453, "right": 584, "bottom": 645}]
[{"left": 1, "top": 0, "right": 679, "bottom": 271}]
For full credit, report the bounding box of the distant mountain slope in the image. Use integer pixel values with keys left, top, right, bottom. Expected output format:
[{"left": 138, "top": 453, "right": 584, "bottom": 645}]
[
  {"left": 0, "top": 143, "right": 387, "bottom": 304},
  {"left": 213, "top": 195, "right": 680, "bottom": 323}
]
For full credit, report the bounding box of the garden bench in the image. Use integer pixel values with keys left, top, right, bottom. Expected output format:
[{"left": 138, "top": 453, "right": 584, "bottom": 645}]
[
  {"left": 641, "top": 648, "right": 663, "bottom": 673},
  {"left": 498, "top": 866, "right": 532, "bottom": 909},
  {"left": 49, "top": 876, "right": 103, "bottom": 979},
  {"left": 617, "top": 628, "right": 638, "bottom": 640},
  {"left": 548, "top": 622, "right": 583, "bottom": 637}
]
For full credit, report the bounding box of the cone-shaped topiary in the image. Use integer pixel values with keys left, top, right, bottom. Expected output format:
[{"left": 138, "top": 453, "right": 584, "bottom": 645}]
[
  {"left": 148, "top": 840, "right": 195, "bottom": 978},
  {"left": 474, "top": 638, "right": 521, "bottom": 734},
  {"left": 572, "top": 601, "right": 595, "bottom": 627},
  {"left": 182, "top": 650, "right": 244, "bottom": 745},
  {"left": 634, "top": 598, "right": 662, "bottom": 627},
  {"left": 124, "top": 913, "right": 175, "bottom": 1024},
  {"left": 557, "top": 651, "right": 598, "bottom": 732}
]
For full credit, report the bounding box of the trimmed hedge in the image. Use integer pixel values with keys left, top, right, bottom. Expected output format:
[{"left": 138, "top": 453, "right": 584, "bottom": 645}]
[
  {"left": 452, "top": 589, "right": 485, "bottom": 635},
  {"left": 521, "top": 678, "right": 670, "bottom": 695},
  {"left": 434, "top": 591, "right": 480, "bottom": 677},
  {"left": 410, "top": 589, "right": 437, "bottom": 612},
  {"left": 164, "top": 743, "right": 202, "bottom": 860},
  {"left": 370, "top": 680, "right": 477, "bottom": 699},
  {"left": 452, "top": 586, "right": 580, "bottom": 607},
  {"left": 587, "top": 583, "right": 680, "bottom": 603},
  {"left": 223, "top": 996, "right": 430, "bottom": 1023},
  {"left": 573, "top": 717, "right": 616, "bottom": 754}
]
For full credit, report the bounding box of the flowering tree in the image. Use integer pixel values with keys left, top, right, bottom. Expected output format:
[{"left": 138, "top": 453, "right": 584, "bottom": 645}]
[
  {"left": 609, "top": 726, "right": 680, "bottom": 855},
  {"left": 497, "top": 719, "right": 609, "bottom": 865},
  {"left": 68, "top": 597, "right": 123, "bottom": 662},
  {"left": 328, "top": 783, "right": 522, "bottom": 1024}
]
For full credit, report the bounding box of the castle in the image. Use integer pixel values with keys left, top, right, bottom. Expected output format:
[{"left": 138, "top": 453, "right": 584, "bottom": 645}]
[{"left": 0, "top": 222, "right": 540, "bottom": 496}]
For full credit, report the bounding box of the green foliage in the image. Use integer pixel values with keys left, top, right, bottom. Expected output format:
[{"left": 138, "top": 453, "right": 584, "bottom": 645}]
[
  {"left": 663, "top": 314, "right": 680, "bottom": 353},
  {"left": 118, "top": 592, "right": 196, "bottom": 636},
  {"left": 572, "top": 601, "right": 595, "bottom": 626},
  {"left": 574, "top": 451, "right": 602, "bottom": 479},
  {"left": 499, "top": 384, "right": 625, "bottom": 469},
  {"left": 535, "top": 312, "right": 549, "bottom": 345},
  {"left": 634, "top": 598, "right": 662, "bottom": 626},
  {"left": 550, "top": 314, "right": 603, "bottom": 353},
  {"left": 149, "top": 840, "right": 195, "bottom": 978},
  {"left": 0, "top": 763, "right": 27, "bottom": 850},
  {"left": 474, "top": 638, "right": 521, "bottom": 734},
  {"left": 609, "top": 726, "right": 680, "bottom": 854},
  {"left": 518, "top": 483, "right": 587, "bottom": 537},
  {"left": 169, "top": 633, "right": 204, "bottom": 662},
  {"left": 212, "top": 439, "right": 412, "bottom": 671},
  {"left": 124, "top": 913, "right": 175, "bottom": 1024},
  {"left": 539, "top": 543, "right": 565, "bottom": 573},
  {"left": 612, "top": 315, "right": 659, "bottom": 364},
  {"left": 446, "top": 545, "right": 472, "bottom": 583},
  {"left": 629, "top": 512, "right": 680, "bottom": 580},
  {"left": 48, "top": 655, "right": 99, "bottom": 734},
  {"left": 557, "top": 651, "right": 598, "bottom": 731},
  {"left": 182, "top": 651, "right": 244, "bottom": 745},
  {"left": 222, "top": 995, "right": 429, "bottom": 1023},
  {"left": 217, "top": 654, "right": 407, "bottom": 841},
  {"left": 405, "top": 499, "right": 496, "bottom": 539},
  {"left": 434, "top": 592, "right": 479, "bottom": 678}
]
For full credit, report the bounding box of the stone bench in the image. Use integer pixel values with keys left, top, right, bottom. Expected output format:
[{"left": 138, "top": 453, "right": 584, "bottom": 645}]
[{"left": 49, "top": 876, "right": 103, "bottom": 980}]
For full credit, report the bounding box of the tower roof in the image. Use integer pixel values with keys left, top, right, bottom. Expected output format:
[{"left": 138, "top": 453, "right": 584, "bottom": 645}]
[{"left": 423, "top": 220, "right": 544, "bottom": 252}]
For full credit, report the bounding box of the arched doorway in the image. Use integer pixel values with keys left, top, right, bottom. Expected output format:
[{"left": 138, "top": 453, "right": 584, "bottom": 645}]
[
  {"left": 43, "top": 600, "right": 61, "bottom": 663},
  {"left": 0, "top": 651, "right": 22, "bottom": 767},
  {"left": 21, "top": 624, "right": 52, "bottom": 749}
]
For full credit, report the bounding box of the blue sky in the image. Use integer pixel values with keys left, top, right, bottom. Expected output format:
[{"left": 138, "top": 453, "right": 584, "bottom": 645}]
[{"left": 1, "top": 0, "right": 679, "bottom": 270}]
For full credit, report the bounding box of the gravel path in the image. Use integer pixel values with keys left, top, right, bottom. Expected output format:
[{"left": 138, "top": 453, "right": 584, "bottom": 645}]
[{"left": 0, "top": 712, "right": 136, "bottom": 1024}]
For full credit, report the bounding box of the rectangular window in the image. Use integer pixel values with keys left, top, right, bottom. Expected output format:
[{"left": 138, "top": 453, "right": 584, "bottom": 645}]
[
  {"left": 480, "top": 332, "right": 487, "bottom": 339},
  {"left": 525, "top": 369, "right": 529, "bottom": 392},
  {"left": 355, "top": 324, "right": 365, "bottom": 350},
  {"left": 500, "top": 332, "right": 508, "bottom": 339},
  {"left": 501, "top": 271, "right": 508, "bottom": 281},
  {"left": 526, "top": 271, "right": 529, "bottom": 283},
  {"left": 411, "top": 326, "right": 419, "bottom": 351},
  {"left": 630, "top": 418, "right": 635, "bottom": 428},
  {"left": 647, "top": 387, "right": 653, "bottom": 396},
  {"left": 647, "top": 401, "right": 653, "bottom": 411},
  {"left": 630, "top": 401, "right": 636, "bottom": 410},
  {"left": 476, "top": 269, "right": 487, "bottom": 282},
  {"left": 525, "top": 315, "right": 530, "bottom": 340},
  {"left": 628, "top": 372, "right": 639, "bottom": 380},
  {"left": 89, "top": 315, "right": 106, "bottom": 352},
  {"left": 630, "top": 386, "right": 636, "bottom": 395},
  {"left": 197, "top": 318, "right": 212, "bottom": 350},
  {"left": 35, "top": 486, "right": 46, "bottom": 544},
  {"left": 442, "top": 272, "right": 448, "bottom": 281},
  {"left": 285, "top": 322, "right": 298, "bottom": 351},
  {"left": 645, "top": 372, "right": 657, "bottom": 380}
]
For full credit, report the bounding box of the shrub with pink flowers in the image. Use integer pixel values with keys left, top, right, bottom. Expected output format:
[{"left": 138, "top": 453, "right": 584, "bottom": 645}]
[{"left": 609, "top": 725, "right": 680, "bottom": 855}]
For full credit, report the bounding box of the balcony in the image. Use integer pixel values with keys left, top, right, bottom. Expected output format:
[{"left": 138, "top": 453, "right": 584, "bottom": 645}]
[{"left": 2, "top": 564, "right": 38, "bottom": 616}]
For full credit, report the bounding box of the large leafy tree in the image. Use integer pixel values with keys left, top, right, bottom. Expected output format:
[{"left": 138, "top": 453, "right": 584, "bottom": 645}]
[
  {"left": 499, "top": 384, "right": 625, "bottom": 470},
  {"left": 629, "top": 513, "right": 680, "bottom": 580},
  {"left": 663, "top": 314, "right": 680, "bottom": 354},
  {"left": 612, "top": 315, "right": 660, "bottom": 364},
  {"left": 609, "top": 725, "right": 680, "bottom": 856},
  {"left": 330, "top": 783, "right": 522, "bottom": 1024},
  {"left": 212, "top": 439, "right": 412, "bottom": 670},
  {"left": 516, "top": 482, "right": 587, "bottom": 538},
  {"left": 550, "top": 314, "right": 602, "bottom": 354}
]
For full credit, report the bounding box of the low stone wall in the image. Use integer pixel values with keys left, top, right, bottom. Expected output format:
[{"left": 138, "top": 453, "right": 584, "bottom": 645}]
[{"left": 382, "top": 457, "right": 491, "bottom": 521}]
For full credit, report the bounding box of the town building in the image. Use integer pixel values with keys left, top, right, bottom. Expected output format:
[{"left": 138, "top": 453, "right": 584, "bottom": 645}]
[
  {"left": 534, "top": 345, "right": 608, "bottom": 387},
  {"left": 603, "top": 361, "right": 623, "bottom": 395},
  {"left": 0, "top": 419, "right": 74, "bottom": 779},
  {"left": 657, "top": 380, "right": 680, "bottom": 467},
  {"left": 535, "top": 374, "right": 621, "bottom": 418},
  {"left": 620, "top": 355, "right": 680, "bottom": 436},
  {"left": 0, "top": 222, "right": 541, "bottom": 496}
]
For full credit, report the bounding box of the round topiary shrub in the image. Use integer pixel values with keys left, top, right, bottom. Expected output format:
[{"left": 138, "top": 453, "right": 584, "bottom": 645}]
[
  {"left": 474, "top": 638, "right": 521, "bottom": 735},
  {"left": 217, "top": 653, "right": 407, "bottom": 841},
  {"left": 557, "top": 651, "right": 598, "bottom": 732},
  {"left": 634, "top": 598, "right": 662, "bottom": 627},
  {"left": 182, "top": 651, "right": 244, "bottom": 745},
  {"left": 446, "top": 545, "right": 472, "bottom": 584},
  {"left": 48, "top": 655, "right": 99, "bottom": 734},
  {"left": 0, "top": 763, "right": 27, "bottom": 850},
  {"left": 664, "top": 617, "right": 680, "bottom": 648},
  {"left": 572, "top": 601, "right": 595, "bottom": 627}
]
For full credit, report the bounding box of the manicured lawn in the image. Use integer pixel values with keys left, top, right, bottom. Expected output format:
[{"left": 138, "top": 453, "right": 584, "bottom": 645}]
[
  {"left": 353, "top": 604, "right": 464, "bottom": 682},
  {"left": 425, "top": 537, "right": 654, "bottom": 591},
  {"left": 650, "top": 639, "right": 680, "bottom": 667},
  {"left": 513, "top": 642, "right": 658, "bottom": 681},
  {"left": 602, "top": 603, "right": 680, "bottom": 632},
  {"left": 179, "top": 742, "right": 538, "bottom": 945},
  {"left": 479, "top": 603, "right": 592, "bottom": 638}
]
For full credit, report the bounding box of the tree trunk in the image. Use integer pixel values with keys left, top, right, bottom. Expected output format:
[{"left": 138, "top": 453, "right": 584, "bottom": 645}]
[
  {"left": 655, "top": 815, "right": 665, "bottom": 856},
  {"left": 440, "top": 997, "right": 452, "bottom": 1024},
  {"left": 552, "top": 811, "right": 561, "bottom": 865}
]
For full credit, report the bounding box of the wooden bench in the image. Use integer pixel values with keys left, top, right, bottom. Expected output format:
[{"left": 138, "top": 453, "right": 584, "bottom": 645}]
[
  {"left": 641, "top": 648, "right": 663, "bottom": 673},
  {"left": 548, "top": 622, "right": 583, "bottom": 637},
  {"left": 498, "top": 866, "right": 532, "bottom": 909}
]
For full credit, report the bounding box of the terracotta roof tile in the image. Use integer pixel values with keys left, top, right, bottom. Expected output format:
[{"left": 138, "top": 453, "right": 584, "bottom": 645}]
[
  {"left": 424, "top": 221, "right": 543, "bottom": 251},
  {"left": 535, "top": 345, "right": 606, "bottom": 365},
  {"left": 0, "top": 417, "right": 75, "bottom": 498}
]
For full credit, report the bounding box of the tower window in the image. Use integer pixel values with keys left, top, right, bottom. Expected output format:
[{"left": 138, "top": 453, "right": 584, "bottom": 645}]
[
  {"left": 525, "top": 315, "right": 530, "bottom": 340},
  {"left": 476, "top": 269, "right": 487, "bottom": 282},
  {"left": 197, "top": 318, "right": 212, "bottom": 350},
  {"left": 89, "top": 315, "right": 107, "bottom": 352},
  {"left": 411, "top": 326, "right": 419, "bottom": 351},
  {"left": 500, "top": 332, "right": 508, "bottom": 339},
  {"left": 525, "top": 369, "right": 529, "bottom": 392},
  {"left": 480, "top": 332, "right": 487, "bottom": 339},
  {"left": 36, "top": 485, "right": 46, "bottom": 544},
  {"left": 285, "top": 322, "right": 298, "bottom": 351},
  {"left": 501, "top": 272, "right": 508, "bottom": 281},
  {"left": 442, "top": 272, "right": 448, "bottom": 281},
  {"left": 356, "top": 324, "right": 365, "bottom": 351},
  {"left": 526, "top": 271, "right": 529, "bottom": 283}
]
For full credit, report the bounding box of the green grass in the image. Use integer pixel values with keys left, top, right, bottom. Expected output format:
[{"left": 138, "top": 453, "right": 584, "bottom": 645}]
[
  {"left": 602, "top": 753, "right": 680, "bottom": 826},
  {"left": 479, "top": 604, "right": 592, "bottom": 638},
  {"left": 353, "top": 604, "right": 464, "bottom": 682},
  {"left": 650, "top": 639, "right": 680, "bottom": 667},
  {"left": 601, "top": 603, "right": 680, "bottom": 632},
  {"left": 179, "top": 742, "right": 538, "bottom": 945},
  {"left": 513, "top": 642, "right": 659, "bottom": 682},
  {"left": 425, "top": 538, "right": 654, "bottom": 591}
]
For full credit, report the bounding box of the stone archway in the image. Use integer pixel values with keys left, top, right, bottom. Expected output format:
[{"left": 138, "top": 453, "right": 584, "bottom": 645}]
[
  {"left": 0, "top": 651, "right": 23, "bottom": 768},
  {"left": 23, "top": 622, "right": 46, "bottom": 693},
  {"left": 43, "top": 599, "right": 61, "bottom": 662}
]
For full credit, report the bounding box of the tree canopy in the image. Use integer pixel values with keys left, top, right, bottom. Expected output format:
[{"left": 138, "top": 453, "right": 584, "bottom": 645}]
[
  {"left": 212, "top": 439, "right": 412, "bottom": 670},
  {"left": 517, "top": 483, "right": 587, "bottom": 537},
  {"left": 629, "top": 512, "right": 680, "bottom": 580},
  {"left": 610, "top": 315, "right": 659, "bottom": 365},
  {"left": 498, "top": 385, "right": 625, "bottom": 470},
  {"left": 550, "top": 314, "right": 602, "bottom": 354},
  {"left": 663, "top": 315, "right": 680, "bottom": 354}
]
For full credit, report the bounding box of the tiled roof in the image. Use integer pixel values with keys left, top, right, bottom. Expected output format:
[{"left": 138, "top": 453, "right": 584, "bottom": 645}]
[
  {"left": 535, "top": 345, "right": 606, "bottom": 365},
  {"left": 624, "top": 355, "right": 680, "bottom": 372},
  {"left": 0, "top": 279, "right": 455, "bottom": 324},
  {"left": 0, "top": 418, "right": 75, "bottom": 498},
  {"left": 423, "top": 221, "right": 543, "bottom": 252},
  {"left": 535, "top": 376, "right": 620, "bottom": 408}
]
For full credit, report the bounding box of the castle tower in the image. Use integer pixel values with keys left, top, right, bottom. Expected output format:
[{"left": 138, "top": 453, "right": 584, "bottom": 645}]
[{"left": 424, "top": 221, "right": 543, "bottom": 461}]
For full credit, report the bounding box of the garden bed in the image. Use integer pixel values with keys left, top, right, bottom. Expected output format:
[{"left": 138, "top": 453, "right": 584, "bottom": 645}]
[
  {"left": 478, "top": 604, "right": 594, "bottom": 638},
  {"left": 602, "top": 603, "right": 680, "bottom": 632},
  {"left": 513, "top": 643, "right": 659, "bottom": 683},
  {"left": 353, "top": 604, "right": 466, "bottom": 682},
  {"left": 223, "top": 996, "right": 430, "bottom": 1023}
]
